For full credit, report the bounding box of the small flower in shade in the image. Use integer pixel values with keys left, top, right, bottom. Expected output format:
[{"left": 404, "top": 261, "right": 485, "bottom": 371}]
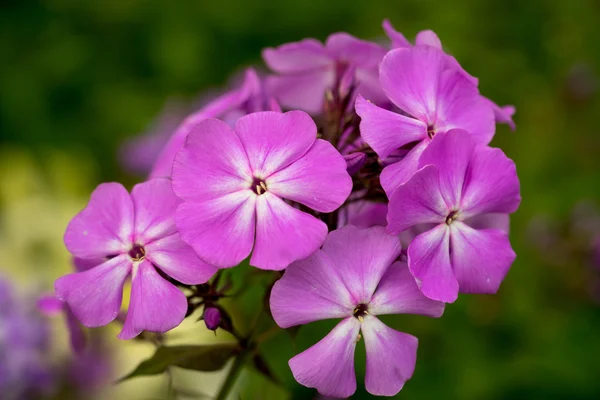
[
  {"left": 270, "top": 226, "right": 445, "bottom": 398},
  {"left": 263, "top": 34, "right": 387, "bottom": 114},
  {"left": 55, "top": 178, "right": 218, "bottom": 340},
  {"left": 387, "top": 130, "right": 521, "bottom": 303},
  {"left": 150, "top": 68, "right": 279, "bottom": 178},
  {"left": 202, "top": 306, "right": 221, "bottom": 331},
  {"left": 382, "top": 19, "right": 516, "bottom": 130},
  {"left": 356, "top": 45, "right": 496, "bottom": 195},
  {"left": 172, "top": 111, "right": 352, "bottom": 270}
]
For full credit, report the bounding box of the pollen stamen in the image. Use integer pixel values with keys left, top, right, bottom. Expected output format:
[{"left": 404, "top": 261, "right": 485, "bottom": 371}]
[{"left": 251, "top": 177, "right": 268, "bottom": 195}]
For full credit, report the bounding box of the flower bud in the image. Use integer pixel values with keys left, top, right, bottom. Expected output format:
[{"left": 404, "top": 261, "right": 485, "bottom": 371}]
[{"left": 203, "top": 307, "right": 221, "bottom": 331}]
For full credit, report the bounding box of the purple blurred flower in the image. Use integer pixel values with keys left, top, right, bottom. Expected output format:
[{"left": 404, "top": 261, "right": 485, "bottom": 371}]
[
  {"left": 55, "top": 178, "right": 218, "bottom": 339},
  {"left": 270, "top": 226, "right": 444, "bottom": 397},
  {"left": 150, "top": 68, "right": 279, "bottom": 178},
  {"left": 172, "top": 111, "right": 352, "bottom": 270},
  {"left": 356, "top": 45, "right": 495, "bottom": 195},
  {"left": 202, "top": 307, "right": 221, "bottom": 331},
  {"left": 263, "top": 34, "right": 387, "bottom": 114},
  {"left": 387, "top": 130, "right": 521, "bottom": 303},
  {"left": 382, "top": 19, "right": 516, "bottom": 130}
]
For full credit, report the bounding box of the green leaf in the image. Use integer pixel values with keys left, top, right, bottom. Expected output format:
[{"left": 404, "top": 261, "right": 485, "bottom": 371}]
[{"left": 117, "top": 343, "right": 239, "bottom": 382}]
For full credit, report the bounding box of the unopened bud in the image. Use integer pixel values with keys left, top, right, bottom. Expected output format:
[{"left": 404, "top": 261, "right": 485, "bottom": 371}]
[{"left": 203, "top": 307, "right": 221, "bottom": 331}]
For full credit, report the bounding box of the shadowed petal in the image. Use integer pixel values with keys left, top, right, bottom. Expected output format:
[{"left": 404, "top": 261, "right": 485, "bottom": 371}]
[
  {"left": 235, "top": 111, "right": 318, "bottom": 177},
  {"left": 267, "top": 139, "right": 352, "bottom": 213},
  {"left": 387, "top": 165, "right": 447, "bottom": 235},
  {"left": 118, "top": 261, "right": 188, "bottom": 340},
  {"left": 362, "top": 315, "right": 418, "bottom": 396},
  {"left": 289, "top": 317, "right": 360, "bottom": 398},
  {"left": 355, "top": 95, "right": 427, "bottom": 159},
  {"left": 176, "top": 190, "right": 256, "bottom": 268},
  {"left": 460, "top": 146, "right": 521, "bottom": 218},
  {"left": 55, "top": 255, "right": 131, "bottom": 327},
  {"left": 131, "top": 178, "right": 179, "bottom": 244},
  {"left": 171, "top": 118, "right": 252, "bottom": 202},
  {"left": 464, "top": 213, "right": 509, "bottom": 233},
  {"left": 326, "top": 33, "right": 386, "bottom": 68},
  {"left": 262, "top": 39, "right": 331, "bottom": 73},
  {"left": 322, "top": 226, "right": 402, "bottom": 304},
  {"left": 369, "top": 261, "right": 445, "bottom": 317},
  {"left": 338, "top": 201, "right": 387, "bottom": 229},
  {"left": 265, "top": 70, "right": 334, "bottom": 115},
  {"left": 64, "top": 183, "right": 133, "bottom": 259},
  {"left": 251, "top": 192, "right": 327, "bottom": 270},
  {"left": 380, "top": 140, "right": 429, "bottom": 196},
  {"left": 145, "top": 233, "right": 218, "bottom": 285},
  {"left": 270, "top": 250, "right": 354, "bottom": 328},
  {"left": 407, "top": 224, "right": 458, "bottom": 303},
  {"left": 450, "top": 222, "right": 516, "bottom": 294}
]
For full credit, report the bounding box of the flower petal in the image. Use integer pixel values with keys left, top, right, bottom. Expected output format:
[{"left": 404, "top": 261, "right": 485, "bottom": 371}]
[
  {"left": 379, "top": 46, "right": 446, "bottom": 123},
  {"left": 289, "top": 317, "right": 360, "bottom": 398},
  {"left": 362, "top": 315, "right": 418, "bottom": 396},
  {"left": 146, "top": 233, "right": 218, "bottom": 285},
  {"left": 131, "top": 178, "right": 179, "bottom": 244},
  {"left": 380, "top": 139, "right": 429, "bottom": 196},
  {"left": 387, "top": 165, "right": 447, "bottom": 235},
  {"left": 355, "top": 95, "right": 426, "bottom": 159},
  {"left": 460, "top": 145, "right": 521, "bottom": 217},
  {"left": 382, "top": 19, "right": 412, "bottom": 48},
  {"left": 265, "top": 69, "right": 334, "bottom": 115},
  {"left": 262, "top": 39, "right": 331, "bottom": 73},
  {"left": 235, "top": 111, "right": 318, "bottom": 178},
  {"left": 484, "top": 98, "right": 516, "bottom": 130},
  {"left": 37, "top": 294, "right": 64, "bottom": 316},
  {"left": 73, "top": 257, "right": 104, "bottom": 272},
  {"left": 270, "top": 250, "right": 354, "bottom": 328},
  {"left": 464, "top": 213, "right": 509, "bottom": 233},
  {"left": 55, "top": 255, "right": 131, "bottom": 327},
  {"left": 171, "top": 118, "right": 252, "bottom": 202},
  {"left": 267, "top": 139, "right": 351, "bottom": 213},
  {"left": 369, "top": 261, "right": 445, "bottom": 317},
  {"left": 251, "top": 192, "right": 327, "bottom": 270},
  {"left": 338, "top": 201, "right": 387, "bottom": 229},
  {"left": 176, "top": 190, "right": 256, "bottom": 268},
  {"left": 418, "top": 129, "right": 477, "bottom": 208},
  {"left": 450, "top": 222, "right": 516, "bottom": 294},
  {"left": 64, "top": 183, "right": 133, "bottom": 259},
  {"left": 325, "top": 33, "right": 386, "bottom": 68},
  {"left": 434, "top": 69, "right": 495, "bottom": 144},
  {"left": 118, "top": 261, "right": 188, "bottom": 340},
  {"left": 415, "top": 30, "right": 442, "bottom": 48},
  {"left": 407, "top": 224, "right": 458, "bottom": 303},
  {"left": 321, "top": 226, "right": 402, "bottom": 304}
]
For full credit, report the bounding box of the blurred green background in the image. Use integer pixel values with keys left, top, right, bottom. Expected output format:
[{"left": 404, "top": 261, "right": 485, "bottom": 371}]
[{"left": 1, "top": 0, "right": 600, "bottom": 399}]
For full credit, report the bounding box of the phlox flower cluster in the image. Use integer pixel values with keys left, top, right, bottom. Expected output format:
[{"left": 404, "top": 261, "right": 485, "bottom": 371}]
[{"left": 54, "top": 19, "right": 521, "bottom": 397}]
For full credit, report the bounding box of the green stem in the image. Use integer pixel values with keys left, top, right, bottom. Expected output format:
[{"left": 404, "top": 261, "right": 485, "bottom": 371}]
[{"left": 215, "top": 351, "right": 248, "bottom": 400}]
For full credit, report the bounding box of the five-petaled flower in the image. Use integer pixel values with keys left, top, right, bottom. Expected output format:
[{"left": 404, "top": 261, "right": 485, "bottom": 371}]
[
  {"left": 387, "top": 129, "right": 521, "bottom": 303},
  {"left": 172, "top": 110, "right": 352, "bottom": 270},
  {"left": 270, "top": 225, "right": 445, "bottom": 397},
  {"left": 55, "top": 178, "right": 218, "bottom": 339}
]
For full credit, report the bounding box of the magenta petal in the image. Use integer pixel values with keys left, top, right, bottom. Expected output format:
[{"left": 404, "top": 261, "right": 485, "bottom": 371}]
[
  {"left": 289, "top": 317, "right": 360, "bottom": 398},
  {"left": 235, "top": 111, "right": 318, "bottom": 178},
  {"left": 460, "top": 146, "right": 521, "bottom": 217},
  {"left": 450, "top": 222, "right": 516, "bottom": 294},
  {"left": 262, "top": 39, "right": 331, "bottom": 73},
  {"left": 325, "top": 33, "right": 386, "bottom": 68},
  {"left": 265, "top": 70, "right": 334, "bottom": 114},
  {"left": 55, "top": 255, "right": 131, "bottom": 327},
  {"left": 435, "top": 69, "right": 495, "bottom": 144},
  {"left": 387, "top": 165, "right": 447, "bottom": 235},
  {"left": 485, "top": 98, "right": 516, "bottom": 130},
  {"left": 379, "top": 46, "right": 446, "bottom": 123},
  {"left": 64, "top": 183, "right": 133, "bottom": 259},
  {"left": 73, "top": 257, "right": 103, "bottom": 272},
  {"left": 464, "top": 213, "right": 509, "bottom": 233},
  {"left": 172, "top": 118, "right": 252, "bottom": 202},
  {"left": 37, "top": 294, "right": 64, "bottom": 316},
  {"left": 355, "top": 95, "right": 427, "bottom": 159},
  {"left": 369, "top": 261, "right": 445, "bottom": 317},
  {"left": 66, "top": 307, "right": 87, "bottom": 354},
  {"left": 415, "top": 30, "right": 442, "bottom": 48},
  {"left": 270, "top": 250, "right": 354, "bottom": 328},
  {"left": 267, "top": 139, "right": 352, "bottom": 213},
  {"left": 131, "top": 178, "right": 179, "bottom": 244},
  {"left": 382, "top": 19, "right": 412, "bottom": 48},
  {"left": 251, "top": 192, "right": 327, "bottom": 270},
  {"left": 418, "top": 129, "right": 477, "bottom": 208},
  {"left": 145, "top": 233, "right": 218, "bottom": 285},
  {"left": 118, "top": 261, "right": 187, "bottom": 340},
  {"left": 380, "top": 139, "right": 429, "bottom": 195},
  {"left": 322, "top": 226, "right": 402, "bottom": 304},
  {"left": 338, "top": 201, "right": 387, "bottom": 229},
  {"left": 176, "top": 190, "right": 256, "bottom": 268},
  {"left": 362, "top": 315, "right": 418, "bottom": 396},
  {"left": 407, "top": 225, "right": 458, "bottom": 303},
  {"left": 343, "top": 152, "right": 367, "bottom": 175}
]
